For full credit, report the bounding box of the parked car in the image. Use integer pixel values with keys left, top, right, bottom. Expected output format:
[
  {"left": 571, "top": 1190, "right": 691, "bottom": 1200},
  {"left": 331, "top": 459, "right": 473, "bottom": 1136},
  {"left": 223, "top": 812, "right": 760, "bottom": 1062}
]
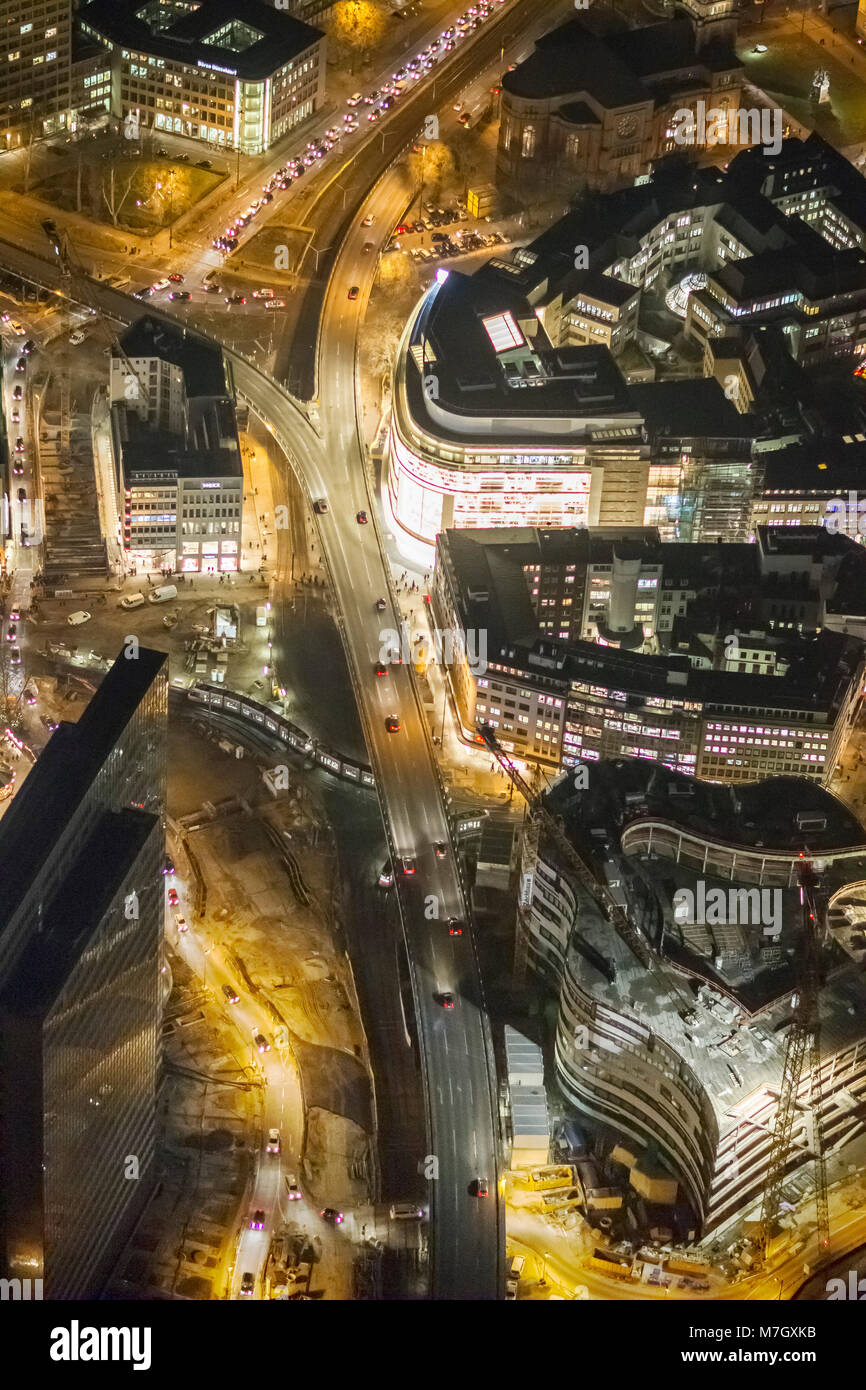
[{"left": 67, "top": 610, "right": 91, "bottom": 626}]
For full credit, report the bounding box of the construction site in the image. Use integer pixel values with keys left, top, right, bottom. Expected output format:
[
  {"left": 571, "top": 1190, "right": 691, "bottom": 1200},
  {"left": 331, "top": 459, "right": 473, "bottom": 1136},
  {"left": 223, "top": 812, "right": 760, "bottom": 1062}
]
[{"left": 486, "top": 730, "right": 866, "bottom": 1286}]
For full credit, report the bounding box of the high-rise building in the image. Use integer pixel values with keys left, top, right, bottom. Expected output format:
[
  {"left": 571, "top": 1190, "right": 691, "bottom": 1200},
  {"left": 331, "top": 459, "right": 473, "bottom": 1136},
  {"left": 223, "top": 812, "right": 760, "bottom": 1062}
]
[
  {"left": 0, "top": 0, "right": 74, "bottom": 148},
  {"left": 0, "top": 646, "right": 168, "bottom": 1298}
]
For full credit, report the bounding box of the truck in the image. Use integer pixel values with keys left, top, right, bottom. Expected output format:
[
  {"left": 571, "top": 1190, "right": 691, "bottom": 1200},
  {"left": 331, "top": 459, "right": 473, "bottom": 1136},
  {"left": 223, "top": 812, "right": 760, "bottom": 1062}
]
[{"left": 149, "top": 584, "right": 177, "bottom": 604}]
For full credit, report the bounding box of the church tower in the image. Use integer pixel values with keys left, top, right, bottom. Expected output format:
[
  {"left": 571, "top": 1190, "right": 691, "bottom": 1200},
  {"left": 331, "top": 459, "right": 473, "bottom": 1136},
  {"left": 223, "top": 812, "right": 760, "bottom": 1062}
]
[{"left": 678, "top": 0, "right": 739, "bottom": 50}]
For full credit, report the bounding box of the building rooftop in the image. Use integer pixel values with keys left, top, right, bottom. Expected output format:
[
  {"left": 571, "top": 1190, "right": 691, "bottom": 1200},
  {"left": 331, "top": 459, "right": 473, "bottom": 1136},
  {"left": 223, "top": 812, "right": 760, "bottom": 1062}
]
[
  {"left": 545, "top": 761, "right": 866, "bottom": 1116},
  {"left": 79, "top": 0, "right": 324, "bottom": 81},
  {"left": 502, "top": 16, "right": 739, "bottom": 108},
  {"left": 0, "top": 648, "right": 167, "bottom": 931},
  {"left": 119, "top": 316, "right": 227, "bottom": 398},
  {"left": 440, "top": 527, "right": 865, "bottom": 715}
]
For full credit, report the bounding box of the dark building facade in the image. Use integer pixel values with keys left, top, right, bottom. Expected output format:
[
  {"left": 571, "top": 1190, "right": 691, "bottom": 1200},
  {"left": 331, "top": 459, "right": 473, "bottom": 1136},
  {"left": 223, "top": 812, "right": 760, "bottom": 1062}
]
[{"left": 0, "top": 647, "right": 167, "bottom": 1298}]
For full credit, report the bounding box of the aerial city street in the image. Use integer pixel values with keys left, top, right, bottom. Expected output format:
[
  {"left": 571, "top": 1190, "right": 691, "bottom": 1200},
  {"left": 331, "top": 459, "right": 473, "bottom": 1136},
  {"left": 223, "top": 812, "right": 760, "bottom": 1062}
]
[{"left": 3, "top": 0, "right": 866, "bottom": 1351}]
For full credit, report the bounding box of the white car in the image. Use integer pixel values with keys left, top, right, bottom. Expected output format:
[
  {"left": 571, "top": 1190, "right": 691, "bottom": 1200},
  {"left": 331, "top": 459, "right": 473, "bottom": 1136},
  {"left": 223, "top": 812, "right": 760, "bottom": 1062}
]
[
  {"left": 287, "top": 1174, "right": 302, "bottom": 1200},
  {"left": 69, "top": 329, "right": 88, "bottom": 345},
  {"left": 266, "top": 1128, "right": 281, "bottom": 1154},
  {"left": 174, "top": 915, "right": 188, "bottom": 934},
  {"left": 67, "top": 610, "right": 91, "bottom": 626}
]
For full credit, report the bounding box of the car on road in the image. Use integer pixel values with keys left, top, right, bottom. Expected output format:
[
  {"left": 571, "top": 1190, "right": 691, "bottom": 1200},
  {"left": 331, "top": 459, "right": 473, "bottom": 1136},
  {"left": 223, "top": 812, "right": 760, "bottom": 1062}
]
[
  {"left": 321, "top": 1208, "right": 344, "bottom": 1225},
  {"left": 390, "top": 1202, "right": 424, "bottom": 1220},
  {"left": 471, "top": 1178, "right": 489, "bottom": 1198},
  {"left": 152, "top": 278, "right": 170, "bottom": 292},
  {"left": 174, "top": 915, "right": 188, "bottom": 933},
  {"left": 163, "top": 855, "right": 175, "bottom": 876},
  {"left": 15, "top": 359, "right": 26, "bottom": 372},
  {"left": 196, "top": 158, "right": 213, "bottom": 168},
  {"left": 435, "top": 991, "right": 455, "bottom": 1009},
  {"left": 41, "top": 715, "right": 59, "bottom": 732},
  {"left": 253, "top": 1030, "right": 270, "bottom": 1053},
  {"left": 362, "top": 242, "right": 374, "bottom": 254},
  {"left": 12, "top": 385, "right": 22, "bottom": 399},
  {"left": 9, "top": 647, "right": 21, "bottom": 665},
  {"left": 222, "top": 983, "right": 240, "bottom": 1004},
  {"left": 169, "top": 290, "right": 191, "bottom": 301},
  {"left": 374, "top": 662, "right": 388, "bottom": 676},
  {"left": 202, "top": 281, "right": 222, "bottom": 293},
  {"left": 9, "top": 321, "right": 25, "bottom": 335},
  {"left": 287, "top": 1174, "right": 302, "bottom": 1200},
  {"left": 385, "top": 715, "right": 401, "bottom": 733},
  {"left": 4, "top": 625, "right": 15, "bottom": 642},
  {"left": 167, "top": 273, "right": 184, "bottom": 283},
  {"left": 264, "top": 299, "right": 286, "bottom": 309},
  {"left": 356, "top": 510, "right": 367, "bottom": 524},
  {"left": 22, "top": 339, "right": 35, "bottom": 354},
  {"left": 378, "top": 861, "right": 394, "bottom": 888},
  {"left": 362, "top": 214, "right": 374, "bottom": 227},
  {"left": 240, "top": 1272, "right": 255, "bottom": 1296},
  {"left": 249, "top": 1209, "right": 265, "bottom": 1230},
  {"left": 132, "top": 287, "right": 152, "bottom": 300},
  {"left": 10, "top": 408, "right": 19, "bottom": 424},
  {"left": 69, "top": 329, "right": 88, "bottom": 344},
  {"left": 14, "top": 437, "right": 24, "bottom": 452},
  {"left": 375, "top": 597, "right": 386, "bottom": 611},
  {"left": 401, "top": 856, "right": 415, "bottom": 876},
  {"left": 225, "top": 294, "right": 246, "bottom": 306},
  {"left": 348, "top": 285, "right": 360, "bottom": 300},
  {"left": 252, "top": 287, "right": 274, "bottom": 298},
  {"left": 266, "top": 1128, "right": 281, "bottom": 1154},
  {"left": 67, "top": 610, "right": 91, "bottom": 625},
  {"left": 12, "top": 461, "right": 24, "bottom": 475},
  {"left": 314, "top": 498, "right": 329, "bottom": 514},
  {"left": 448, "top": 918, "right": 464, "bottom": 937},
  {"left": 167, "top": 886, "right": 178, "bottom": 906},
  {"left": 435, "top": 842, "right": 447, "bottom": 859}
]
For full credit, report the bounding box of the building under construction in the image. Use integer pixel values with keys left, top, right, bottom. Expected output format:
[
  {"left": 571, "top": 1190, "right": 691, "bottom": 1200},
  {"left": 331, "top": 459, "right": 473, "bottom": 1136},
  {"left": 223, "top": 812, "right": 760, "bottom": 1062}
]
[{"left": 513, "top": 755, "right": 866, "bottom": 1245}]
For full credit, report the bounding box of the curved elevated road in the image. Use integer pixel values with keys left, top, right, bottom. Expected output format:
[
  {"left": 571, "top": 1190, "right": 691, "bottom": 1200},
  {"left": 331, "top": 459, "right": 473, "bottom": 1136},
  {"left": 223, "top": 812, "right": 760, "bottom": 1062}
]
[{"left": 0, "top": 234, "right": 502, "bottom": 1299}]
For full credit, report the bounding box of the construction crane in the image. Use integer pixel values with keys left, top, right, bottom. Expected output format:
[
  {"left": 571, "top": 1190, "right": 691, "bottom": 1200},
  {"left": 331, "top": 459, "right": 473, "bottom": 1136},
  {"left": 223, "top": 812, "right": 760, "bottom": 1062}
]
[{"left": 757, "top": 855, "right": 830, "bottom": 1264}]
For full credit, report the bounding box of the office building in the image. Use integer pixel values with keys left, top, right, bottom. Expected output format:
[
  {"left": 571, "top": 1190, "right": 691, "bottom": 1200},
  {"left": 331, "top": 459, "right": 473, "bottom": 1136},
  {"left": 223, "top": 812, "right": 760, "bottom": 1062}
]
[
  {"left": 0, "top": 647, "right": 167, "bottom": 1298},
  {"left": 108, "top": 316, "right": 243, "bottom": 574},
  {"left": 79, "top": 0, "right": 326, "bottom": 153},
  {"left": 432, "top": 525, "right": 865, "bottom": 781},
  {"left": 517, "top": 760, "right": 866, "bottom": 1238},
  {"left": 0, "top": 0, "right": 73, "bottom": 148},
  {"left": 389, "top": 265, "right": 755, "bottom": 550}
]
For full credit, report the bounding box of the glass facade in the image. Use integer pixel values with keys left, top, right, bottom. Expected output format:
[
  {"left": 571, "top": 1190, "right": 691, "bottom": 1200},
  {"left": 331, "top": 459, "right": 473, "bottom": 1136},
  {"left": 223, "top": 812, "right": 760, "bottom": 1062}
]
[{"left": 0, "top": 649, "right": 167, "bottom": 1297}]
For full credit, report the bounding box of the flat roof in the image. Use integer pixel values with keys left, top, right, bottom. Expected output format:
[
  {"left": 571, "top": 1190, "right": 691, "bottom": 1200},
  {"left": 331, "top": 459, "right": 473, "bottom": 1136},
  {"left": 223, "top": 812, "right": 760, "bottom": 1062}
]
[
  {"left": 80, "top": 0, "right": 323, "bottom": 81},
  {"left": 0, "top": 648, "right": 166, "bottom": 931}
]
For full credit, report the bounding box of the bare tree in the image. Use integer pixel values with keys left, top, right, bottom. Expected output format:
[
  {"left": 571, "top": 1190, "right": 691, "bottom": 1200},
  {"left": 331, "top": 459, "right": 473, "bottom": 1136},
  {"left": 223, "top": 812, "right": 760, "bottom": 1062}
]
[
  {"left": 22, "top": 117, "right": 38, "bottom": 195},
  {"left": 101, "top": 161, "right": 137, "bottom": 227}
]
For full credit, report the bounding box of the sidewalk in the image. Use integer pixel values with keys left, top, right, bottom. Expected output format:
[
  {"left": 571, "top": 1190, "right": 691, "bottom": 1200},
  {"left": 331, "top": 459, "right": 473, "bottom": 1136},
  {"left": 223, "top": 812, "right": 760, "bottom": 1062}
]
[{"left": 389, "top": 562, "right": 527, "bottom": 805}]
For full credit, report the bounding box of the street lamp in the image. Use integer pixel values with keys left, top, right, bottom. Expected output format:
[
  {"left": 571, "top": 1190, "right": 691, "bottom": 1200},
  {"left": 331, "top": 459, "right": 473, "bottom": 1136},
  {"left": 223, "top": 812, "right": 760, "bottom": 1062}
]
[{"left": 539, "top": 1250, "right": 551, "bottom": 1287}]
